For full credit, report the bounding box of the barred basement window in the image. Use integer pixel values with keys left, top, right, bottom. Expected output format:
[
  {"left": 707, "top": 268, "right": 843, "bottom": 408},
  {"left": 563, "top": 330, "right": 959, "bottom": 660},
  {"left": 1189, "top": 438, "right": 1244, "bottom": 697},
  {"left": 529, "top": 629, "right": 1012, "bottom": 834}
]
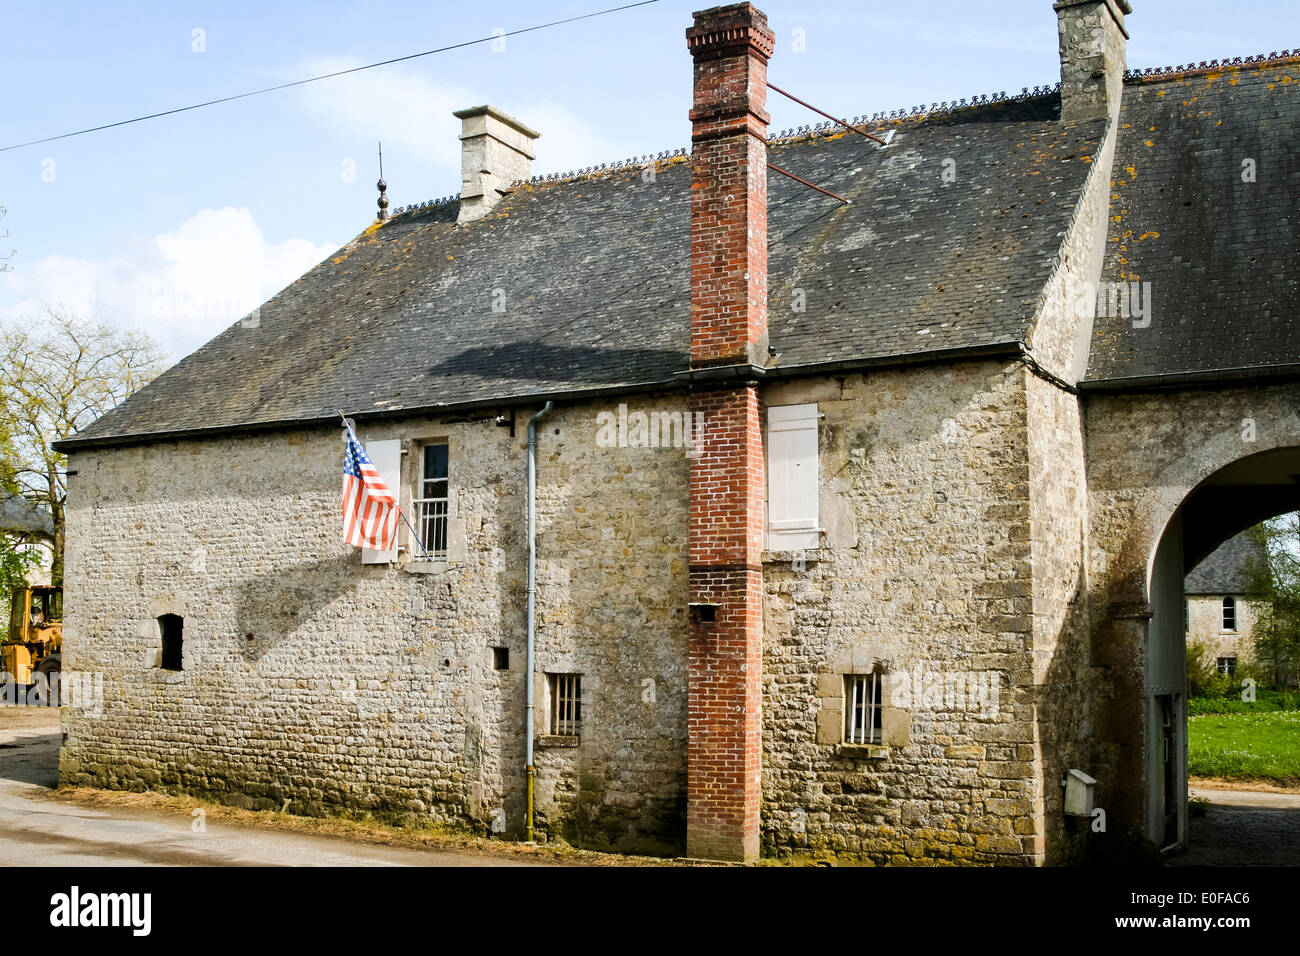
[
  {"left": 158, "top": 614, "right": 184, "bottom": 671},
  {"left": 844, "top": 673, "right": 883, "bottom": 745},
  {"left": 1217, "top": 657, "right": 1238, "bottom": 677},
  {"left": 1222, "top": 596, "right": 1237, "bottom": 632},
  {"left": 413, "top": 442, "right": 449, "bottom": 561},
  {"left": 548, "top": 673, "right": 581, "bottom": 737}
]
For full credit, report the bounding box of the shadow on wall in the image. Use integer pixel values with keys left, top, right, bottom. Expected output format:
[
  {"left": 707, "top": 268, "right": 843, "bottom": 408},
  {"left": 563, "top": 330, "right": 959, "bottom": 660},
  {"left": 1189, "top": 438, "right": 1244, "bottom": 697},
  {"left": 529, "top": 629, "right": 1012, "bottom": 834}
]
[{"left": 228, "top": 555, "right": 359, "bottom": 664}]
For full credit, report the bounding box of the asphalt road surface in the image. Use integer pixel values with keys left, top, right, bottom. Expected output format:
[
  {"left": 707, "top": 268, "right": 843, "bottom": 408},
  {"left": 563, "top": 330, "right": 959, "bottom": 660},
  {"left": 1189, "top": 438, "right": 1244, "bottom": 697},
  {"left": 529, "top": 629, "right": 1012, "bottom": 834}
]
[{"left": 0, "top": 707, "right": 535, "bottom": 867}]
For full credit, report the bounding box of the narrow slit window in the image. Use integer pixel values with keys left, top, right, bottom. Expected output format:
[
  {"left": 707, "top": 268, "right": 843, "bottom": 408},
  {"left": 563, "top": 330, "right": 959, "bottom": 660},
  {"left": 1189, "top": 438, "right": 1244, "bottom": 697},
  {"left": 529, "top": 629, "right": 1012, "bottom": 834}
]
[
  {"left": 413, "top": 442, "right": 449, "bottom": 561},
  {"left": 844, "top": 673, "right": 883, "bottom": 745},
  {"left": 158, "top": 614, "right": 184, "bottom": 671},
  {"left": 549, "top": 673, "right": 581, "bottom": 737}
]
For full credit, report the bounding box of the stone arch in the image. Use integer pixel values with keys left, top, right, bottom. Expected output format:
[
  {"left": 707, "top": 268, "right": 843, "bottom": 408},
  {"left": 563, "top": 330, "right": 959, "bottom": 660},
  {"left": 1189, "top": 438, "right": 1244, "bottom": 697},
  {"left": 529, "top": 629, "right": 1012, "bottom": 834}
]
[{"left": 1082, "top": 380, "right": 1300, "bottom": 856}]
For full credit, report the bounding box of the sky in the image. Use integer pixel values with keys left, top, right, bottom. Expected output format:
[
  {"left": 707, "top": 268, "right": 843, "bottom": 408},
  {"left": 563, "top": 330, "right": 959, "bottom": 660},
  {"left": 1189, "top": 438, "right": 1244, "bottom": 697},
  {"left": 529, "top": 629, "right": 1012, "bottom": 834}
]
[{"left": 1, "top": 0, "right": 1295, "bottom": 360}]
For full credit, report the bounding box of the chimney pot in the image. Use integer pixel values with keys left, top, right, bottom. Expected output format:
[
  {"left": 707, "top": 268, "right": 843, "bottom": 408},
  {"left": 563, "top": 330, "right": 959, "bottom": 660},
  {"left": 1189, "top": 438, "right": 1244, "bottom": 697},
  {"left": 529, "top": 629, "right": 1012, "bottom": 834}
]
[{"left": 453, "top": 105, "right": 540, "bottom": 223}]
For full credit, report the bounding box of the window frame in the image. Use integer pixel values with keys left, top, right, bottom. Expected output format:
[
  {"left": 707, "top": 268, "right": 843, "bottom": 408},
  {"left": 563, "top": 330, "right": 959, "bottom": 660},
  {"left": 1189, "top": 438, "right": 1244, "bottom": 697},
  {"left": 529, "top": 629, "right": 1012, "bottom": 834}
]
[
  {"left": 843, "top": 672, "right": 884, "bottom": 745},
  {"left": 1221, "top": 596, "right": 1238, "bottom": 633},
  {"left": 410, "top": 440, "right": 450, "bottom": 562},
  {"left": 547, "top": 672, "right": 582, "bottom": 738}
]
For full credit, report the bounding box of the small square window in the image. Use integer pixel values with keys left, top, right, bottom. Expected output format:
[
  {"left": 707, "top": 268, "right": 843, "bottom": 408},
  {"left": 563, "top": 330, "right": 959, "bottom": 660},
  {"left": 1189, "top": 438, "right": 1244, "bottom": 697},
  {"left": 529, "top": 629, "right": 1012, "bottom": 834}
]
[
  {"left": 1217, "top": 656, "right": 1238, "bottom": 676},
  {"left": 548, "top": 673, "right": 581, "bottom": 737},
  {"left": 844, "top": 673, "right": 883, "bottom": 745}
]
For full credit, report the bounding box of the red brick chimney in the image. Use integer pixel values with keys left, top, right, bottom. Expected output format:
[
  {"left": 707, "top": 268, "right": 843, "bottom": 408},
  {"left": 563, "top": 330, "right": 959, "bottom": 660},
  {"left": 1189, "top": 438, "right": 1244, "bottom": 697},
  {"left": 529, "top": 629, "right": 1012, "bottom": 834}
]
[{"left": 684, "top": 2, "right": 773, "bottom": 863}]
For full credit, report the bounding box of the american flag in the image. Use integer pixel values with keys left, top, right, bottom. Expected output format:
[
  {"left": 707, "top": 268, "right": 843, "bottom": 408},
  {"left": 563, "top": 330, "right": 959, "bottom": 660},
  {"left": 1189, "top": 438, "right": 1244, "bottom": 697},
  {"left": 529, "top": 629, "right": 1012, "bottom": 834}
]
[{"left": 341, "top": 424, "right": 399, "bottom": 551}]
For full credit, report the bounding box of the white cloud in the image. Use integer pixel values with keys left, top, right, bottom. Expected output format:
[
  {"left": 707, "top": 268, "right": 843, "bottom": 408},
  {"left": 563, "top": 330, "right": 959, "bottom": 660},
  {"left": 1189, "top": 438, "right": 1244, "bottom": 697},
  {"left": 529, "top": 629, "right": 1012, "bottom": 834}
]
[
  {"left": 1, "top": 207, "right": 336, "bottom": 359},
  {"left": 296, "top": 58, "right": 630, "bottom": 181}
]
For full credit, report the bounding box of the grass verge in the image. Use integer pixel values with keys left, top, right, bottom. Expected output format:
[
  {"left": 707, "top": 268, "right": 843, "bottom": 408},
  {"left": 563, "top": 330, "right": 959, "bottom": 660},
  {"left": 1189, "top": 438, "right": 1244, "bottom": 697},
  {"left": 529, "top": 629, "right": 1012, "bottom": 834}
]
[
  {"left": 1187, "top": 710, "right": 1300, "bottom": 785},
  {"left": 42, "top": 786, "right": 687, "bottom": 866}
]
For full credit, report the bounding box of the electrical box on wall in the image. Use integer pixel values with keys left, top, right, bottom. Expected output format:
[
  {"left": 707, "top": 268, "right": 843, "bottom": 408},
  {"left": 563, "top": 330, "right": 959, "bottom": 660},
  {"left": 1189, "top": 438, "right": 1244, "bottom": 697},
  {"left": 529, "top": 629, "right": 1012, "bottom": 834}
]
[{"left": 1063, "top": 768, "right": 1097, "bottom": 816}]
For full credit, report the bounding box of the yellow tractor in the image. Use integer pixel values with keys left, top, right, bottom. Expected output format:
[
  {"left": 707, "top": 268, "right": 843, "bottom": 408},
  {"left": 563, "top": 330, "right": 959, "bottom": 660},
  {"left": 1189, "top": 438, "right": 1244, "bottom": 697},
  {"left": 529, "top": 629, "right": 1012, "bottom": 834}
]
[{"left": 4, "top": 585, "right": 62, "bottom": 694}]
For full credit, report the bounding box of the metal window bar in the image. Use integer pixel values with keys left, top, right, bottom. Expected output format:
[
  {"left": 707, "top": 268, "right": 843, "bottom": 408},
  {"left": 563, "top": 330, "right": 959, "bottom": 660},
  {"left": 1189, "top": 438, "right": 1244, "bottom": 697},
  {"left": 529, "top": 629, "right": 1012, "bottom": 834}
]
[
  {"left": 845, "top": 673, "right": 882, "bottom": 745},
  {"left": 411, "top": 443, "right": 449, "bottom": 560},
  {"left": 551, "top": 674, "right": 581, "bottom": 736}
]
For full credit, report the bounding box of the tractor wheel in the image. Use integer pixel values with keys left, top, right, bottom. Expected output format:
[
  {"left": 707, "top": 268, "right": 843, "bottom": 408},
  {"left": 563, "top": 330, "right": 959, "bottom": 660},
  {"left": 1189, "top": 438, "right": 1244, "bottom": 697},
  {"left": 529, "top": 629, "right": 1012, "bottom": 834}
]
[{"left": 34, "top": 655, "right": 61, "bottom": 706}]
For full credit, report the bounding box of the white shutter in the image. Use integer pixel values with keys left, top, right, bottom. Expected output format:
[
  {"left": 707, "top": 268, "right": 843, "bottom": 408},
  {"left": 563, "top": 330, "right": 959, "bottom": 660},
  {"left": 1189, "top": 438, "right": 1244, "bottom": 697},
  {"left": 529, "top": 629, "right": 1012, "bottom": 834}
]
[
  {"left": 767, "top": 404, "right": 820, "bottom": 551},
  {"left": 362, "top": 438, "right": 402, "bottom": 564}
]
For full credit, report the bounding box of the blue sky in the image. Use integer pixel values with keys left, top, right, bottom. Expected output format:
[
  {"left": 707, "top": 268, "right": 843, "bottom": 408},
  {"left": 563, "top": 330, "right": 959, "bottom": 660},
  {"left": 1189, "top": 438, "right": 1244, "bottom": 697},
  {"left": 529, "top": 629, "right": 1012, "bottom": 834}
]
[{"left": 2, "top": 0, "right": 1294, "bottom": 358}]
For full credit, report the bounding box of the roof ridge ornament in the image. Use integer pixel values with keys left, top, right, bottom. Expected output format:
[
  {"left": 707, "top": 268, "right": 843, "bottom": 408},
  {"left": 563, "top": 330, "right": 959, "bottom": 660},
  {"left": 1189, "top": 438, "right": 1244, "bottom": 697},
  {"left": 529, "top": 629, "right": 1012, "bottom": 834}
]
[{"left": 1123, "top": 49, "right": 1297, "bottom": 82}]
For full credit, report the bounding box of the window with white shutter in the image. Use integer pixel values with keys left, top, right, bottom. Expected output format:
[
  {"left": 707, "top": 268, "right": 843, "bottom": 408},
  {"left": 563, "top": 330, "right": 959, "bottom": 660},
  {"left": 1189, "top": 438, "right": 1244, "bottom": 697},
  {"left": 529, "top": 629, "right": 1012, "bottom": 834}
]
[
  {"left": 361, "top": 438, "right": 402, "bottom": 564},
  {"left": 766, "top": 403, "right": 821, "bottom": 551}
]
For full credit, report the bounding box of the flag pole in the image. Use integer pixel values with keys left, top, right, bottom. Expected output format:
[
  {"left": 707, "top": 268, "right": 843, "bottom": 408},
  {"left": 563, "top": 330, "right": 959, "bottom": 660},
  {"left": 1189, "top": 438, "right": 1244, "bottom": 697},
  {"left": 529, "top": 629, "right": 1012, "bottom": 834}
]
[{"left": 339, "top": 408, "right": 436, "bottom": 563}]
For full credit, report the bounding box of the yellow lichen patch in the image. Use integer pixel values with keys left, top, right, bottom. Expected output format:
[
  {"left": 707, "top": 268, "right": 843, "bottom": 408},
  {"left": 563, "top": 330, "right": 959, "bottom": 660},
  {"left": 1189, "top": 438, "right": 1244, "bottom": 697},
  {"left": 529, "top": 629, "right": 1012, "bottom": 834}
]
[
  {"left": 1137, "top": 231, "right": 1160, "bottom": 241},
  {"left": 1125, "top": 166, "right": 1137, "bottom": 179},
  {"left": 1144, "top": 140, "right": 1154, "bottom": 147}
]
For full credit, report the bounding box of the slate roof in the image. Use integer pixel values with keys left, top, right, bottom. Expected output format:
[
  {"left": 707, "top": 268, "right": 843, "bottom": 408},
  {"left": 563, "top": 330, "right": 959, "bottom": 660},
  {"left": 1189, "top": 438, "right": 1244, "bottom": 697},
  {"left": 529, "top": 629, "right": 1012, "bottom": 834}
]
[
  {"left": 63, "top": 93, "right": 1106, "bottom": 449},
  {"left": 1085, "top": 58, "right": 1300, "bottom": 384},
  {"left": 62, "top": 54, "right": 1299, "bottom": 449},
  {"left": 1185, "top": 528, "right": 1269, "bottom": 595},
  {"left": 0, "top": 495, "right": 53, "bottom": 536}
]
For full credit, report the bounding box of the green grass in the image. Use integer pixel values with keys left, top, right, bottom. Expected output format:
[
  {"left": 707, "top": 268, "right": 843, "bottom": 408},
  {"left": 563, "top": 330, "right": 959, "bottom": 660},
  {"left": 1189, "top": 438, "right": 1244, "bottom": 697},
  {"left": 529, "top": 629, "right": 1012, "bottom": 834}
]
[
  {"left": 1187, "top": 710, "right": 1300, "bottom": 785},
  {"left": 1188, "top": 689, "right": 1300, "bottom": 715}
]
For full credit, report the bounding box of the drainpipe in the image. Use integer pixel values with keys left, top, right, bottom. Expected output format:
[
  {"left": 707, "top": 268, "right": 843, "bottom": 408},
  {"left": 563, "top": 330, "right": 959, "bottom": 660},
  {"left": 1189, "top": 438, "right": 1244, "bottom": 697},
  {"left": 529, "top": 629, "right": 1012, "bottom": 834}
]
[{"left": 525, "top": 401, "right": 552, "bottom": 843}]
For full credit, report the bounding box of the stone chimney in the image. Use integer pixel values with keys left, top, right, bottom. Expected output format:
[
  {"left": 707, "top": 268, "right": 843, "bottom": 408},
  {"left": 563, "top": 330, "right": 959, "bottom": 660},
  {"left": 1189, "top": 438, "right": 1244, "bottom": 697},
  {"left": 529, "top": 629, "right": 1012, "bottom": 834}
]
[
  {"left": 684, "top": 2, "right": 774, "bottom": 864},
  {"left": 453, "top": 105, "right": 539, "bottom": 224},
  {"left": 1054, "top": 0, "right": 1132, "bottom": 124}
]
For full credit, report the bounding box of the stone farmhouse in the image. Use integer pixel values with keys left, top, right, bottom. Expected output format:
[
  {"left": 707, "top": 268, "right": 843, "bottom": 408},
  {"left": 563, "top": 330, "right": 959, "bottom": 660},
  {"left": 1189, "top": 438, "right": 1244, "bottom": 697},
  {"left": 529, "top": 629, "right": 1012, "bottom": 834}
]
[
  {"left": 54, "top": 2, "right": 1299, "bottom": 863},
  {"left": 1184, "top": 530, "right": 1266, "bottom": 673}
]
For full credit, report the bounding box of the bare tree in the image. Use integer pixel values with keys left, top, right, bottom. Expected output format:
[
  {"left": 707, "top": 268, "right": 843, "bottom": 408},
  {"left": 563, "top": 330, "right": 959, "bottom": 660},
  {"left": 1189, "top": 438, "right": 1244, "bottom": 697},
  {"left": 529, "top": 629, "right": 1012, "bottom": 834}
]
[{"left": 0, "top": 308, "right": 169, "bottom": 586}]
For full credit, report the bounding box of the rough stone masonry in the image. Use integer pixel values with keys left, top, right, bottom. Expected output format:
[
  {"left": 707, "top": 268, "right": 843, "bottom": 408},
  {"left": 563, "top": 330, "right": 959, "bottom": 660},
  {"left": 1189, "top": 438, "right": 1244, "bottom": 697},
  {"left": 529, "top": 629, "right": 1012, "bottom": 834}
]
[{"left": 54, "top": 1, "right": 1300, "bottom": 864}]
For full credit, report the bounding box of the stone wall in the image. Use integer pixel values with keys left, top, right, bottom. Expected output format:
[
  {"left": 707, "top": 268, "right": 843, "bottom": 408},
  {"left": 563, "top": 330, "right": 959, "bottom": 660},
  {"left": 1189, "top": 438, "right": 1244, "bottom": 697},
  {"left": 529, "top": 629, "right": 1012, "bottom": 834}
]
[
  {"left": 60, "top": 393, "right": 692, "bottom": 854},
  {"left": 758, "top": 359, "right": 1045, "bottom": 865},
  {"left": 1186, "top": 595, "right": 1257, "bottom": 663},
  {"left": 1083, "top": 380, "right": 1300, "bottom": 845}
]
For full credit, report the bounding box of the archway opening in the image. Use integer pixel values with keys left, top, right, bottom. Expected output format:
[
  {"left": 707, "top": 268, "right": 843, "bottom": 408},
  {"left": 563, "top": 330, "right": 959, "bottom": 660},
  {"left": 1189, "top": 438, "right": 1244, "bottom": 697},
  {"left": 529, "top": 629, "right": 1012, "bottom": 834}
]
[{"left": 1147, "top": 446, "right": 1300, "bottom": 852}]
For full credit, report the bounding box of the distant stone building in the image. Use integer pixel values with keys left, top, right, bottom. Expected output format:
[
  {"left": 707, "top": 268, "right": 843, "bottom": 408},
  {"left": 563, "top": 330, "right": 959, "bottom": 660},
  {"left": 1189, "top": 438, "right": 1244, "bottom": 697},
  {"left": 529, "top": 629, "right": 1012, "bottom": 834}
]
[
  {"left": 1184, "top": 531, "right": 1265, "bottom": 674},
  {"left": 0, "top": 495, "right": 54, "bottom": 586},
  {"left": 53, "top": 2, "right": 1300, "bottom": 863}
]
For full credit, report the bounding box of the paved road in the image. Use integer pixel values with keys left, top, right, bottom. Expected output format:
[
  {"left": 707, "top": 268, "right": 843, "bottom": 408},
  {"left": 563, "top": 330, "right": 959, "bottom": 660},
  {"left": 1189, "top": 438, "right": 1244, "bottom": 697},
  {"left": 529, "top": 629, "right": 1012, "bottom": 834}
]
[
  {"left": 1166, "top": 785, "right": 1300, "bottom": 867},
  {"left": 0, "top": 707, "right": 535, "bottom": 867}
]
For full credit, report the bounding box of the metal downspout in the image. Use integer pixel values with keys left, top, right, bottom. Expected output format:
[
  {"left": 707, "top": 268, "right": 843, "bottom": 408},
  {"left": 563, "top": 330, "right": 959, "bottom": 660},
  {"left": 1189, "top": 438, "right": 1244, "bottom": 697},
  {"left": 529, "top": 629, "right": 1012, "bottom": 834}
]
[{"left": 525, "top": 401, "right": 552, "bottom": 842}]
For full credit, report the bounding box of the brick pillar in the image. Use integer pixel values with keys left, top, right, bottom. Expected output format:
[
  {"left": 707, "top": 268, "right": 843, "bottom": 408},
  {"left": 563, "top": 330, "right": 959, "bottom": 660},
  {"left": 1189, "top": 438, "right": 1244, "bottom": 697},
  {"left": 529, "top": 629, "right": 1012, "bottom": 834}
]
[{"left": 684, "top": 2, "right": 773, "bottom": 863}]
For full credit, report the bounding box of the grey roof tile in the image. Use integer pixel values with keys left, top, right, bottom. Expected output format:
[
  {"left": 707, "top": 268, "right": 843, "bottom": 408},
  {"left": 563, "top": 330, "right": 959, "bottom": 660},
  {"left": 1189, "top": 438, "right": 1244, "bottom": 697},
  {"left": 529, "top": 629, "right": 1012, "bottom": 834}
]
[{"left": 65, "top": 96, "right": 1107, "bottom": 447}]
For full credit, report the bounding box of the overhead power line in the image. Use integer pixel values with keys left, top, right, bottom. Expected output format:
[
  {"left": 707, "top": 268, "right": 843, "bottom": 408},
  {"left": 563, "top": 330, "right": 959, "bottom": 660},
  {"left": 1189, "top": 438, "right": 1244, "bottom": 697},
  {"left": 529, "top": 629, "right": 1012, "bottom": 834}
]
[{"left": 0, "top": 0, "right": 662, "bottom": 153}]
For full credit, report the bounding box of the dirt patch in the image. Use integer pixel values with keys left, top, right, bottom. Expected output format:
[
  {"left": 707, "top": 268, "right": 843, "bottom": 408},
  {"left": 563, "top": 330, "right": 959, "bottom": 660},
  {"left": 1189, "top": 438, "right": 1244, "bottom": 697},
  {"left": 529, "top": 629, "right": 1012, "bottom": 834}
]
[{"left": 1190, "top": 775, "right": 1300, "bottom": 794}]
